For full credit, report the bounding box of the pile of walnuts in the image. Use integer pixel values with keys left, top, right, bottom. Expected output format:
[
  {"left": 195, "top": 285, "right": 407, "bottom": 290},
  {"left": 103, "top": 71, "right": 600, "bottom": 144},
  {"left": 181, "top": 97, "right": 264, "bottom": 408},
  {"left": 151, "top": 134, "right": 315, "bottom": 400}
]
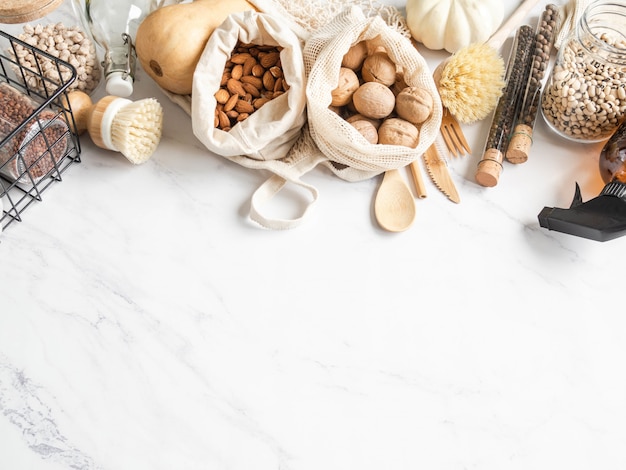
[{"left": 330, "top": 41, "right": 434, "bottom": 148}]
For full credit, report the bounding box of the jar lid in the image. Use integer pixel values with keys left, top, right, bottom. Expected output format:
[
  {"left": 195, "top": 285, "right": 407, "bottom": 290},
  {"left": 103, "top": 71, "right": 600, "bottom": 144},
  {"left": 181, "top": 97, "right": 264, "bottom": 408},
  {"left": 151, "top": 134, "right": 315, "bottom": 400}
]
[{"left": 0, "top": 0, "right": 64, "bottom": 24}]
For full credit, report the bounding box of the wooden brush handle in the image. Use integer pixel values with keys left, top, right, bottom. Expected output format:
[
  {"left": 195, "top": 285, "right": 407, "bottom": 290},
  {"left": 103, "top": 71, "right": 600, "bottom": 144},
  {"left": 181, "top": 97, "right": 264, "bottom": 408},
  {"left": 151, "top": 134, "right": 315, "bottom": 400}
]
[
  {"left": 487, "top": 0, "right": 542, "bottom": 50},
  {"left": 66, "top": 91, "right": 117, "bottom": 150},
  {"left": 65, "top": 91, "right": 93, "bottom": 135}
]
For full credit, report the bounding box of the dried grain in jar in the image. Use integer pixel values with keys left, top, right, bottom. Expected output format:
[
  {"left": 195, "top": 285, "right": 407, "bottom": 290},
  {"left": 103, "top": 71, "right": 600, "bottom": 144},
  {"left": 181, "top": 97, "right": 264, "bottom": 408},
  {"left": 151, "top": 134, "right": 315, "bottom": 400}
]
[
  {"left": 0, "top": 0, "right": 101, "bottom": 95},
  {"left": 0, "top": 82, "right": 70, "bottom": 184},
  {"left": 541, "top": 1, "right": 626, "bottom": 143}
]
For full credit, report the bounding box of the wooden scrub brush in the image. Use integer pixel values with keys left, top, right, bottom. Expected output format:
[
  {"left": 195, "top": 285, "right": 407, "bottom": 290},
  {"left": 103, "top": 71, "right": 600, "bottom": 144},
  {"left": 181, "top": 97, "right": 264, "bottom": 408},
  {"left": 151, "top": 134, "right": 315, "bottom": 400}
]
[
  {"left": 433, "top": 0, "right": 541, "bottom": 124},
  {"left": 66, "top": 91, "right": 164, "bottom": 164}
]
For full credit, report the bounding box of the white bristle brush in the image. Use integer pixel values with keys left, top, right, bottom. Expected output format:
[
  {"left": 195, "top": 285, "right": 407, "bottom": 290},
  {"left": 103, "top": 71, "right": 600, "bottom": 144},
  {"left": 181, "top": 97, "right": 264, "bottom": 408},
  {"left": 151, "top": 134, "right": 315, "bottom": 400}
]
[
  {"left": 433, "top": 0, "right": 542, "bottom": 124},
  {"left": 67, "top": 91, "right": 164, "bottom": 164}
]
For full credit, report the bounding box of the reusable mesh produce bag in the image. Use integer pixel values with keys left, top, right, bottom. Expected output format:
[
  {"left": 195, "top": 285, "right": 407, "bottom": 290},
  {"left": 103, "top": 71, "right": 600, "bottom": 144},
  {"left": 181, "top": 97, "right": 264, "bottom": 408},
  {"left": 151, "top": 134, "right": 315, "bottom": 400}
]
[
  {"left": 302, "top": 5, "right": 442, "bottom": 182},
  {"left": 173, "top": 0, "right": 441, "bottom": 229}
]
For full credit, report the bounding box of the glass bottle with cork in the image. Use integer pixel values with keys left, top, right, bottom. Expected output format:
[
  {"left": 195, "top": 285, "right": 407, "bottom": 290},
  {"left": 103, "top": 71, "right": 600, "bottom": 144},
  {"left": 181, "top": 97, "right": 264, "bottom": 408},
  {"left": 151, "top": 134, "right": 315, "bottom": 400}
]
[{"left": 0, "top": 0, "right": 101, "bottom": 95}]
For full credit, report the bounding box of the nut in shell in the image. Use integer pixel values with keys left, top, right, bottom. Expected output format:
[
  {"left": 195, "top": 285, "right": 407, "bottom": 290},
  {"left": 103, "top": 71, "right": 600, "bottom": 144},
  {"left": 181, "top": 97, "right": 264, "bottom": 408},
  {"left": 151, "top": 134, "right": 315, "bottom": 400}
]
[
  {"left": 331, "top": 67, "right": 360, "bottom": 107},
  {"left": 346, "top": 113, "right": 381, "bottom": 129},
  {"left": 395, "top": 87, "right": 434, "bottom": 125},
  {"left": 352, "top": 82, "right": 396, "bottom": 119},
  {"left": 378, "top": 118, "right": 419, "bottom": 148},
  {"left": 361, "top": 51, "right": 397, "bottom": 86},
  {"left": 341, "top": 41, "right": 368, "bottom": 71},
  {"left": 349, "top": 119, "right": 379, "bottom": 144}
]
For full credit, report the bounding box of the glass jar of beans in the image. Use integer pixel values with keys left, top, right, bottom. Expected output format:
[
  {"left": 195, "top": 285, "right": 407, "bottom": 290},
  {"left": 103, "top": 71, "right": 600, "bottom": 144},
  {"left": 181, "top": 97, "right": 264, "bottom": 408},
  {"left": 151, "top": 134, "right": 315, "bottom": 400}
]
[
  {"left": 0, "top": 0, "right": 101, "bottom": 95},
  {"left": 541, "top": 0, "right": 626, "bottom": 143}
]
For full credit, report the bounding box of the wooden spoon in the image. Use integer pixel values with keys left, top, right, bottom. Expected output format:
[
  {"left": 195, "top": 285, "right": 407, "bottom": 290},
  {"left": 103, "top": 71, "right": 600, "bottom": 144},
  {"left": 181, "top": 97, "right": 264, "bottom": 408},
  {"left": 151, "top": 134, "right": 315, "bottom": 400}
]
[{"left": 374, "top": 168, "right": 416, "bottom": 232}]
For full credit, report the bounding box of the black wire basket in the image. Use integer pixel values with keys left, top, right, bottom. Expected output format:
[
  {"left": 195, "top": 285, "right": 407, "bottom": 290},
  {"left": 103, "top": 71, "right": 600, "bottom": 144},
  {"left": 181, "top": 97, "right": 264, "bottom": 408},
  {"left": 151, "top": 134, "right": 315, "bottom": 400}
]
[{"left": 0, "top": 29, "right": 81, "bottom": 234}]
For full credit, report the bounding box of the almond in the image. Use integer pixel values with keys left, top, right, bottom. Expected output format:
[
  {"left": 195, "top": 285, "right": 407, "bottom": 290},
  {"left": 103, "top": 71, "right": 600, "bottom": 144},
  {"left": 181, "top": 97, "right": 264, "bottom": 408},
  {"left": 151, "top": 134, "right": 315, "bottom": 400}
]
[
  {"left": 240, "top": 75, "right": 263, "bottom": 90},
  {"left": 231, "top": 52, "right": 252, "bottom": 64},
  {"left": 231, "top": 64, "right": 243, "bottom": 80},
  {"left": 269, "top": 66, "right": 283, "bottom": 78},
  {"left": 220, "top": 72, "right": 230, "bottom": 87},
  {"left": 242, "top": 56, "right": 257, "bottom": 77},
  {"left": 252, "top": 64, "right": 265, "bottom": 77},
  {"left": 224, "top": 93, "right": 239, "bottom": 112},
  {"left": 273, "top": 77, "right": 283, "bottom": 93},
  {"left": 262, "top": 71, "right": 275, "bottom": 91},
  {"left": 218, "top": 110, "right": 230, "bottom": 129},
  {"left": 235, "top": 99, "right": 254, "bottom": 114},
  {"left": 253, "top": 97, "right": 270, "bottom": 109},
  {"left": 214, "top": 88, "right": 230, "bottom": 104},
  {"left": 226, "top": 78, "right": 246, "bottom": 97},
  {"left": 259, "top": 51, "right": 280, "bottom": 68},
  {"left": 242, "top": 82, "right": 260, "bottom": 97}
]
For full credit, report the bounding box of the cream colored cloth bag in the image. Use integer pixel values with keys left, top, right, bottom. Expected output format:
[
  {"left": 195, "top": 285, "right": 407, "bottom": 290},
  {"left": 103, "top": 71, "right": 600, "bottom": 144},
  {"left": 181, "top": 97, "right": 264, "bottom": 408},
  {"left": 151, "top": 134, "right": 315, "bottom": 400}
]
[{"left": 192, "top": 12, "right": 307, "bottom": 162}]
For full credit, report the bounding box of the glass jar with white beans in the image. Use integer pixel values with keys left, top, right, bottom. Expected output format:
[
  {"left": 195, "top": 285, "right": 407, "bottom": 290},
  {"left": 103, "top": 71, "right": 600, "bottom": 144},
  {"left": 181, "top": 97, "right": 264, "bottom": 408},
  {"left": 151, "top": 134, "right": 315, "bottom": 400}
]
[
  {"left": 0, "top": 0, "right": 101, "bottom": 95},
  {"left": 541, "top": 0, "right": 626, "bottom": 143}
]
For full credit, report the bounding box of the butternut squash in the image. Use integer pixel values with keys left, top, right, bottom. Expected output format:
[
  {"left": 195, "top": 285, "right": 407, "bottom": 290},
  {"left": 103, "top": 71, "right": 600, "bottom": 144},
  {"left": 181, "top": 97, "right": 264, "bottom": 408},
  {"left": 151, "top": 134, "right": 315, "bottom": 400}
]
[{"left": 135, "top": 0, "right": 255, "bottom": 95}]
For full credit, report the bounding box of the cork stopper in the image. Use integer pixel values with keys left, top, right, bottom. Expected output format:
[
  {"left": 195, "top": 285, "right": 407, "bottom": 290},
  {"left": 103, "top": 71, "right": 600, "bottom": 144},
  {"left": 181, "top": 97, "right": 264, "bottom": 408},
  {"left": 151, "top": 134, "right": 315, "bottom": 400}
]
[
  {"left": 0, "top": 0, "right": 63, "bottom": 24},
  {"left": 475, "top": 148, "right": 503, "bottom": 187},
  {"left": 506, "top": 124, "right": 533, "bottom": 164}
]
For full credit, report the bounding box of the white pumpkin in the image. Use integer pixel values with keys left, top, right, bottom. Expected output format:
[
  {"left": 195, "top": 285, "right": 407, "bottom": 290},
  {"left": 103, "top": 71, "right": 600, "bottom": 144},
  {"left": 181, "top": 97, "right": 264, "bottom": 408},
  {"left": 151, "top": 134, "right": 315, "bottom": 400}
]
[{"left": 406, "top": 0, "right": 505, "bottom": 53}]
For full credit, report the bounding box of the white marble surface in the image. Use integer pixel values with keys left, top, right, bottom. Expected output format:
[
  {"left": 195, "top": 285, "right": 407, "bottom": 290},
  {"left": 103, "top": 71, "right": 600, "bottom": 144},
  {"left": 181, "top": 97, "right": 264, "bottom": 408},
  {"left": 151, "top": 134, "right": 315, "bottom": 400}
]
[{"left": 2, "top": 1, "right": 626, "bottom": 469}]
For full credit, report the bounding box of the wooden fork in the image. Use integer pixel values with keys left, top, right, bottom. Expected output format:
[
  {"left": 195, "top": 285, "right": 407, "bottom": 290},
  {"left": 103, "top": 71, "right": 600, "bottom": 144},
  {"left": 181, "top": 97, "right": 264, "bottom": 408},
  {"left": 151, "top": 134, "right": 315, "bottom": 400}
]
[{"left": 440, "top": 107, "right": 471, "bottom": 157}]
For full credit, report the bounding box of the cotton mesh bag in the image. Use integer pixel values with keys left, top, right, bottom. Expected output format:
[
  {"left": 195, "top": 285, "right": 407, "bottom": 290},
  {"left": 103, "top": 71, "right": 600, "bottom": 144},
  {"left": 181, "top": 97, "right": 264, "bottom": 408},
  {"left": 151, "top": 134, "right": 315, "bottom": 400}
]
[{"left": 302, "top": 5, "right": 442, "bottom": 182}]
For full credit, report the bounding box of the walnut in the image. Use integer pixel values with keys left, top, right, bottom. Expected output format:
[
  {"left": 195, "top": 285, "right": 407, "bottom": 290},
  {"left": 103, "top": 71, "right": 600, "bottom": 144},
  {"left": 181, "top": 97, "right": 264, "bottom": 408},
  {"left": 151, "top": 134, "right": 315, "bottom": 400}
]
[
  {"left": 341, "top": 41, "right": 368, "bottom": 71},
  {"left": 352, "top": 82, "right": 396, "bottom": 119},
  {"left": 349, "top": 119, "right": 379, "bottom": 144},
  {"left": 346, "top": 113, "right": 381, "bottom": 129},
  {"left": 395, "top": 86, "right": 434, "bottom": 124},
  {"left": 360, "top": 51, "right": 397, "bottom": 86},
  {"left": 378, "top": 118, "right": 419, "bottom": 148},
  {"left": 331, "top": 67, "right": 360, "bottom": 107},
  {"left": 391, "top": 73, "right": 408, "bottom": 96}
]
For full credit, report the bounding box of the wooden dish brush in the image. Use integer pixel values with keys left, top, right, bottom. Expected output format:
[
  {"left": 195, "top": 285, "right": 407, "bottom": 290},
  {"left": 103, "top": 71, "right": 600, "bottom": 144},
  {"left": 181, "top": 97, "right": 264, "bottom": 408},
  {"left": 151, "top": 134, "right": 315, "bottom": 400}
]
[
  {"left": 433, "top": 0, "right": 542, "bottom": 124},
  {"left": 66, "top": 91, "right": 164, "bottom": 164}
]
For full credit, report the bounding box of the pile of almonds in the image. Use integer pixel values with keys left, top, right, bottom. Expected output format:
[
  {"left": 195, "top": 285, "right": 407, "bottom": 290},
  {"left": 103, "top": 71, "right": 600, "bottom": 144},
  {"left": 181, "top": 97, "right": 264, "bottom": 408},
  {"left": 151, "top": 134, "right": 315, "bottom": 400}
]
[
  {"left": 214, "top": 42, "right": 289, "bottom": 131},
  {"left": 331, "top": 41, "right": 434, "bottom": 148}
]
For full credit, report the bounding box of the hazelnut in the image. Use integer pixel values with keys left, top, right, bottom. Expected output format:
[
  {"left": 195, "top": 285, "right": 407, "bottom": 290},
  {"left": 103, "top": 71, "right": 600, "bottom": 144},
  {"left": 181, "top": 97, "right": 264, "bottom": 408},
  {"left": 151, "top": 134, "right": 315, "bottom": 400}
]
[
  {"left": 349, "top": 119, "right": 379, "bottom": 144},
  {"left": 378, "top": 118, "right": 419, "bottom": 148},
  {"left": 361, "top": 51, "right": 396, "bottom": 86},
  {"left": 352, "top": 82, "right": 395, "bottom": 119},
  {"left": 331, "top": 67, "right": 360, "bottom": 107},
  {"left": 395, "top": 86, "right": 434, "bottom": 124},
  {"left": 341, "top": 41, "right": 368, "bottom": 71}
]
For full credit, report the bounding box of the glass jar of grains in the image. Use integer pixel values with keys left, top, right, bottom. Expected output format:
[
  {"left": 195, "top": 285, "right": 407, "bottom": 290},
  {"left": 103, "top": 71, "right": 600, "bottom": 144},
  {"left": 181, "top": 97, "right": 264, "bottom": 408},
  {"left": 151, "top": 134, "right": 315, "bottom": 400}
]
[
  {"left": 0, "top": 0, "right": 101, "bottom": 95},
  {"left": 541, "top": 0, "right": 626, "bottom": 143}
]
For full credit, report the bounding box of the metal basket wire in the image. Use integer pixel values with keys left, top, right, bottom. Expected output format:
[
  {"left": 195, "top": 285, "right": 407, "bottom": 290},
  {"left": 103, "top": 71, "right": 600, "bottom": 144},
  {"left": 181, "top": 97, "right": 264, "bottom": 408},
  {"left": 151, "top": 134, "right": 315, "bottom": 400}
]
[{"left": 0, "top": 29, "right": 81, "bottom": 233}]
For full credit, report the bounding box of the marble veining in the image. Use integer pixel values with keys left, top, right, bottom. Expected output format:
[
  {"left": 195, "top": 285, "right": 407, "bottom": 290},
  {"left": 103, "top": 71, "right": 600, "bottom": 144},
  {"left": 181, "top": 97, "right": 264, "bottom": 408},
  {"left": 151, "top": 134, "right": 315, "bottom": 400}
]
[{"left": 2, "top": 0, "right": 626, "bottom": 469}]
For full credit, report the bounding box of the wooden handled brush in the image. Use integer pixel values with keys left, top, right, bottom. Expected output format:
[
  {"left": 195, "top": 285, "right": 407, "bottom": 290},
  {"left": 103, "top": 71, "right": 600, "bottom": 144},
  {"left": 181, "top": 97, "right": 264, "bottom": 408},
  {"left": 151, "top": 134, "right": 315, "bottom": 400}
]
[
  {"left": 433, "top": 0, "right": 542, "bottom": 124},
  {"left": 66, "top": 91, "right": 164, "bottom": 164}
]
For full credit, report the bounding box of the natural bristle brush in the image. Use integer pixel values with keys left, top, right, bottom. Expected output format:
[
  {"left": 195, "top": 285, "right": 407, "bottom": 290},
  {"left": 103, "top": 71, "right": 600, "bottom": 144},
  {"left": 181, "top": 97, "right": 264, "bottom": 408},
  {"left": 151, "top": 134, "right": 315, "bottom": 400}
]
[
  {"left": 66, "top": 91, "right": 164, "bottom": 164},
  {"left": 433, "top": 0, "right": 542, "bottom": 124}
]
